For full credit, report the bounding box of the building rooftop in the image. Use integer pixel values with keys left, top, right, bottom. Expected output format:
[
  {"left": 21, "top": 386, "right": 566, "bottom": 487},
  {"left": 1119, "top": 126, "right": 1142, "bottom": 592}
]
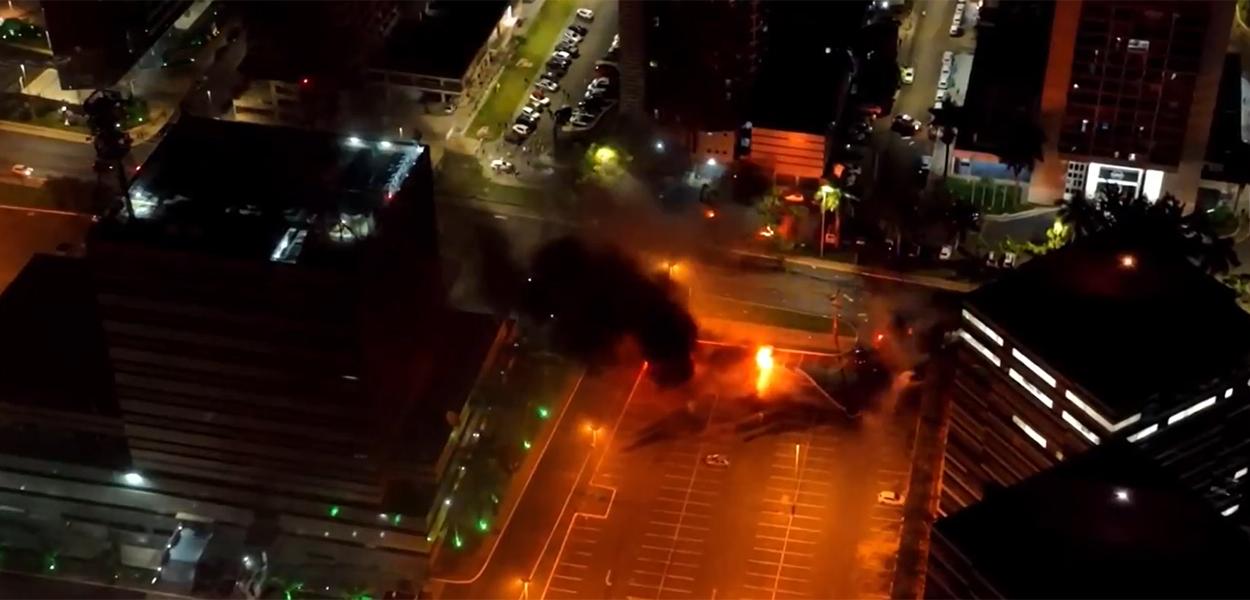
[
  {"left": 1202, "top": 53, "right": 1247, "bottom": 177},
  {"left": 931, "top": 441, "right": 1250, "bottom": 599},
  {"left": 747, "top": 2, "right": 861, "bottom": 135},
  {"left": 958, "top": 1, "right": 1053, "bottom": 155},
  {"left": 375, "top": 1, "right": 508, "bottom": 80},
  {"left": 112, "top": 117, "right": 426, "bottom": 267},
  {"left": 966, "top": 229, "right": 1250, "bottom": 420}
]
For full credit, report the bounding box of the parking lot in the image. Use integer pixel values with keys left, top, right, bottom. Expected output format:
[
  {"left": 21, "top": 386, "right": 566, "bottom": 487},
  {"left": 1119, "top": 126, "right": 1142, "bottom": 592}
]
[{"left": 536, "top": 348, "right": 919, "bottom": 600}]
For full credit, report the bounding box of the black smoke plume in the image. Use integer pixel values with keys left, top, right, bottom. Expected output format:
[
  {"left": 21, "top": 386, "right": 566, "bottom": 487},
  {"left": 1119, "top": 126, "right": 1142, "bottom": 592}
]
[{"left": 522, "top": 236, "right": 697, "bottom": 386}]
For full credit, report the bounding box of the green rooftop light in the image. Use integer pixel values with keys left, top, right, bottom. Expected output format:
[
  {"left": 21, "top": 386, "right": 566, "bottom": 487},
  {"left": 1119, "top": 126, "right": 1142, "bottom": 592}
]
[
  {"left": 537, "top": 406, "right": 551, "bottom": 419},
  {"left": 523, "top": 440, "right": 532, "bottom": 450},
  {"left": 476, "top": 518, "right": 490, "bottom": 532},
  {"left": 392, "top": 514, "right": 403, "bottom": 526},
  {"left": 453, "top": 531, "right": 464, "bottom": 549},
  {"left": 328, "top": 505, "right": 341, "bottom": 518}
]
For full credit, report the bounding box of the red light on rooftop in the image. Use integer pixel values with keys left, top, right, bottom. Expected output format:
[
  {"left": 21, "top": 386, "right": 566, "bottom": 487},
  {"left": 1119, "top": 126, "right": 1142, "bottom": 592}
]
[
  {"left": 300, "top": 77, "right": 310, "bottom": 86},
  {"left": 1118, "top": 254, "right": 1136, "bottom": 269}
]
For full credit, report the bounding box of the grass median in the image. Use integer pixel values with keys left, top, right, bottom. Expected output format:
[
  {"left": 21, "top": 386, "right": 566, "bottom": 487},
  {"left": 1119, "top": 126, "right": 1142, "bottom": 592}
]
[{"left": 469, "top": 0, "right": 574, "bottom": 139}]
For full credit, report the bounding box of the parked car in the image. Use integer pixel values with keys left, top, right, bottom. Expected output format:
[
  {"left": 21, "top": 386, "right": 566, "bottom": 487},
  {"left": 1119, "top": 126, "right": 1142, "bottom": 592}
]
[
  {"left": 562, "top": 31, "right": 584, "bottom": 44},
  {"left": 516, "top": 112, "right": 539, "bottom": 127},
  {"left": 512, "top": 123, "right": 532, "bottom": 137},
  {"left": 877, "top": 490, "right": 905, "bottom": 506},
  {"left": 704, "top": 454, "right": 730, "bottom": 467},
  {"left": 489, "top": 159, "right": 516, "bottom": 174},
  {"left": 552, "top": 50, "right": 572, "bottom": 62},
  {"left": 570, "top": 114, "right": 594, "bottom": 128},
  {"left": 9, "top": 164, "right": 33, "bottom": 178},
  {"left": 900, "top": 66, "right": 915, "bottom": 85},
  {"left": 568, "top": 24, "right": 589, "bottom": 36},
  {"left": 520, "top": 105, "right": 541, "bottom": 118},
  {"left": 536, "top": 78, "right": 559, "bottom": 92},
  {"left": 891, "top": 114, "right": 920, "bottom": 136},
  {"left": 546, "top": 58, "right": 571, "bottom": 72},
  {"left": 576, "top": 7, "right": 595, "bottom": 21},
  {"left": 529, "top": 92, "right": 551, "bottom": 107}
]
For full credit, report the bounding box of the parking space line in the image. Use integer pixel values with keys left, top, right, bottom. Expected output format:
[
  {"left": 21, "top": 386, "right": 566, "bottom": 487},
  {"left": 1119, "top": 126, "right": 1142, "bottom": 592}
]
[
  {"left": 751, "top": 548, "right": 815, "bottom": 558},
  {"left": 548, "top": 586, "right": 579, "bottom": 594},
  {"left": 552, "top": 574, "right": 584, "bottom": 582},
  {"left": 757, "top": 522, "right": 822, "bottom": 533}
]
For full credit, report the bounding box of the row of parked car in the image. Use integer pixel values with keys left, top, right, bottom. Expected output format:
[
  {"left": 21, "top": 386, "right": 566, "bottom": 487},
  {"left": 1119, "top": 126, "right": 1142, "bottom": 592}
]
[
  {"left": 567, "top": 34, "right": 619, "bottom": 129},
  {"left": 933, "top": 51, "right": 954, "bottom": 110},
  {"left": 510, "top": 9, "right": 597, "bottom": 141},
  {"left": 949, "top": 0, "right": 969, "bottom": 37}
]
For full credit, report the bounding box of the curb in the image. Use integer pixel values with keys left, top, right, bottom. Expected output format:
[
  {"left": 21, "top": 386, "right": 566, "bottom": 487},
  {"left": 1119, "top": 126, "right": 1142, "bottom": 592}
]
[
  {"left": 729, "top": 250, "right": 978, "bottom": 293},
  {"left": 0, "top": 120, "right": 90, "bottom": 144}
]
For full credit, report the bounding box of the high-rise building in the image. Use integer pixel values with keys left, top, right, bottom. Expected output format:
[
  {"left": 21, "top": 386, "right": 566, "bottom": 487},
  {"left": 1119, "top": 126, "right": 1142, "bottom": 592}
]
[
  {"left": 1031, "top": 0, "right": 1234, "bottom": 205},
  {"left": 944, "top": 230, "right": 1250, "bottom": 519},
  {"left": 618, "top": 0, "right": 764, "bottom": 134},
  {"left": 927, "top": 441, "right": 1250, "bottom": 599},
  {"left": 0, "top": 118, "right": 505, "bottom": 595},
  {"left": 40, "top": 0, "right": 189, "bottom": 89}
]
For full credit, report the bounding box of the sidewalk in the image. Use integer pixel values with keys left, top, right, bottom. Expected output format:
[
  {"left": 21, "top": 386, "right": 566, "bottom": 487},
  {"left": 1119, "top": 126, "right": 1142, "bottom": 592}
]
[
  {"left": 732, "top": 250, "right": 979, "bottom": 293},
  {"left": 429, "top": 364, "right": 585, "bottom": 582}
]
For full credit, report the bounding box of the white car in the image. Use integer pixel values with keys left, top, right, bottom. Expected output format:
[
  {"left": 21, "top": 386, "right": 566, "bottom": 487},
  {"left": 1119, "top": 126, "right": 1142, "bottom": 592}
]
[
  {"left": 562, "top": 31, "right": 584, "bottom": 44},
  {"left": 937, "top": 77, "right": 950, "bottom": 90},
  {"left": 942, "top": 50, "right": 954, "bottom": 67},
  {"left": 552, "top": 50, "right": 572, "bottom": 61},
  {"left": 877, "top": 490, "right": 905, "bottom": 506},
  {"left": 520, "top": 105, "right": 541, "bottom": 118},
  {"left": 529, "top": 93, "right": 551, "bottom": 107},
  {"left": 703, "top": 453, "right": 730, "bottom": 468},
  {"left": 570, "top": 115, "right": 594, "bottom": 128},
  {"left": 489, "top": 159, "right": 516, "bottom": 173},
  {"left": 511, "top": 123, "right": 532, "bottom": 137},
  {"left": 590, "top": 76, "right": 611, "bottom": 88},
  {"left": 10, "top": 164, "right": 33, "bottom": 177},
  {"left": 900, "top": 67, "right": 915, "bottom": 85},
  {"left": 576, "top": 8, "right": 595, "bottom": 21},
  {"left": 536, "top": 79, "right": 559, "bottom": 92}
]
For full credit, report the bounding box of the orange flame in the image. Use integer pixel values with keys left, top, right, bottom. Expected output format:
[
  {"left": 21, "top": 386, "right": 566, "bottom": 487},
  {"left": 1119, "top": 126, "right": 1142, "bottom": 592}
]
[{"left": 755, "top": 345, "right": 775, "bottom": 396}]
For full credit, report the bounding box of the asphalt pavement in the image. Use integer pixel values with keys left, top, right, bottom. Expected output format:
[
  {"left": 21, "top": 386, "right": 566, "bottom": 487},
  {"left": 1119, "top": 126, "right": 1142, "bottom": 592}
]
[
  {"left": 484, "top": 0, "right": 619, "bottom": 183},
  {"left": 529, "top": 347, "right": 919, "bottom": 600}
]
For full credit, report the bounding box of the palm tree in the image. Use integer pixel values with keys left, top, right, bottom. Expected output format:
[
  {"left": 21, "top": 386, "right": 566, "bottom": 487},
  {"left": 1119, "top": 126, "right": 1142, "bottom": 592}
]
[
  {"left": 1056, "top": 191, "right": 1106, "bottom": 239},
  {"left": 944, "top": 199, "right": 981, "bottom": 249},
  {"left": 817, "top": 183, "right": 842, "bottom": 256},
  {"left": 84, "top": 89, "right": 134, "bottom": 217},
  {"left": 996, "top": 112, "right": 1046, "bottom": 199},
  {"left": 928, "top": 102, "right": 966, "bottom": 179},
  {"left": 1222, "top": 141, "right": 1250, "bottom": 214}
]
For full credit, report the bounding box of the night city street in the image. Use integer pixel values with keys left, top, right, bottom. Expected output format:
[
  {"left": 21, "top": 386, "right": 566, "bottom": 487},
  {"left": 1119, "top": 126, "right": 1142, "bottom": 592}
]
[{"left": 1, "top": 0, "right": 1250, "bottom": 599}]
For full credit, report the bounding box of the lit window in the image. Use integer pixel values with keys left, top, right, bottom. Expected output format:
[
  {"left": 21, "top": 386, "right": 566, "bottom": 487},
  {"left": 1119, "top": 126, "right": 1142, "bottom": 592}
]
[
  {"left": 1061, "top": 411, "right": 1100, "bottom": 444},
  {"left": 1012, "top": 349, "right": 1057, "bottom": 387},
  {"left": 961, "top": 310, "right": 1004, "bottom": 345},
  {"left": 1012, "top": 415, "right": 1048, "bottom": 448},
  {"left": 1127, "top": 424, "right": 1158, "bottom": 443},
  {"left": 1064, "top": 390, "right": 1141, "bottom": 432},
  {"left": 1009, "top": 369, "right": 1054, "bottom": 409},
  {"left": 1166, "top": 396, "right": 1216, "bottom": 426},
  {"left": 959, "top": 330, "right": 1001, "bottom": 366}
]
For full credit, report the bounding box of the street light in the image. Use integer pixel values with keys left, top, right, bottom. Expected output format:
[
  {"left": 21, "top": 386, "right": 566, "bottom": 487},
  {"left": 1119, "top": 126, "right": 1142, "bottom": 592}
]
[
  {"left": 654, "top": 140, "right": 665, "bottom": 152},
  {"left": 705, "top": 157, "right": 717, "bottom": 167},
  {"left": 593, "top": 145, "right": 618, "bottom": 165},
  {"left": 122, "top": 471, "right": 145, "bottom": 486}
]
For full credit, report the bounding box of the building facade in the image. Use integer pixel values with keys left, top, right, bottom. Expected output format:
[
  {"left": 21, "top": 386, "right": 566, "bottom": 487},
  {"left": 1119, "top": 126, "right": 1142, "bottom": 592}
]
[
  {"left": 1031, "top": 0, "right": 1234, "bottom": 205},
  {"left": 40, "top": 0, "right": 189, "bottom": 89},
  {"left": 943, "top": 233, "right": 1250, "bottom": 520}
]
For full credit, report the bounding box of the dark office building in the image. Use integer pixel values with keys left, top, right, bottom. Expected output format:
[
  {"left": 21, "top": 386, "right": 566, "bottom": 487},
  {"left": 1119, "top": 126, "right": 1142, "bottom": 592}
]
[
  {"left": 40, "top": 0, "right": 189, "bottom": 89},
  {"left": 1033, "top": 0, "right": 1233, "bottom": 203},
  {"left": 927, "top": 442, "right": 1250, "bottom": 599},
  {"left": 618, "top": 0, "right": 764, "bottom": 133},
  {"left": 0, "top": 118, "right": 504, "bottom": 595},
  {"left": 944, "top": 230, "right": 1250, "bottom": 520}
]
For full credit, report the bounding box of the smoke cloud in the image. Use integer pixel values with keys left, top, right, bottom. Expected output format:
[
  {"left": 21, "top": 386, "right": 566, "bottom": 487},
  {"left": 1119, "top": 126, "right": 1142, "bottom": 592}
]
[{"left": 522, "top": 236, "right": 697, "bottom": 386}]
